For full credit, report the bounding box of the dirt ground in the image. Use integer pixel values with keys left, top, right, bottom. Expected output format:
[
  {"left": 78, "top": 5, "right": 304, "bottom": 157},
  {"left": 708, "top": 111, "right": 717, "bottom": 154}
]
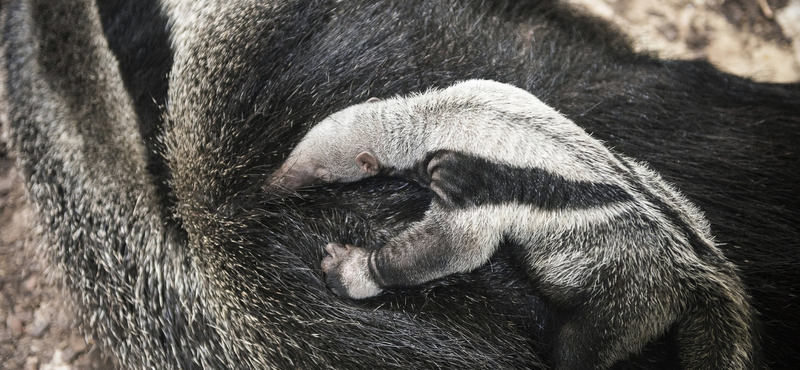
[{"left": 1, "top": 0, "right": 798, "bottom": 369}]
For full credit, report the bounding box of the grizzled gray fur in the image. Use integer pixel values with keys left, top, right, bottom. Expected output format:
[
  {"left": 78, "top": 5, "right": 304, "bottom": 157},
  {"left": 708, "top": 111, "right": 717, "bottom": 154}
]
[{"left": 3, "top": 0, "right": 799, "bottom": 369}]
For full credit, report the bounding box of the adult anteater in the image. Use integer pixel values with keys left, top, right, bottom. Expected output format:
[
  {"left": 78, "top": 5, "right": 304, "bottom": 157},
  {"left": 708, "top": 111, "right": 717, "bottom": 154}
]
[{"left": 2, "top": 0, "right": 798, "bottom": 368}]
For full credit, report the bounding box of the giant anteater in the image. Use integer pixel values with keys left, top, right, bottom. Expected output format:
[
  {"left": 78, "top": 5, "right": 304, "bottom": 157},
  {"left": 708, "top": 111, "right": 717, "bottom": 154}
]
[{"left": 2, "top": 0, "right": 798, "bottom": 368}]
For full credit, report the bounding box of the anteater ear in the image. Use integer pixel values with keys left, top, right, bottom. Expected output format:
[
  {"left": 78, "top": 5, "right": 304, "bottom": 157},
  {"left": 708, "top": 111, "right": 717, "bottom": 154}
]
[
  {"left": 355, "top": 151, "right": 380, "bottom": 174},
  {"left": 366, "top": 97, "right": 380, "bottom": 103}
]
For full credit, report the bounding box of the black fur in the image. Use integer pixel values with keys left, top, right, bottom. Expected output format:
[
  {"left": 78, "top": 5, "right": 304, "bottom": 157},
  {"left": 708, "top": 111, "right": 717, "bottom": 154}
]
[
  {"left": 95, "top": 0, "right": 175, "bottom": 220},
  {"left": 399, "top": 149, "right": 633, "bottom": 210},
  {"left": 3, "top": 0, "right": 799, "bottom": 369}
]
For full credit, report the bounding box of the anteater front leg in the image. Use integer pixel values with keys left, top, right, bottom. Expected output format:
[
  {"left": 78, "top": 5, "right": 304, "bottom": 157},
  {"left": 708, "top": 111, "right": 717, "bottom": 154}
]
[
  {"left": 322, "top": 151, "right": 503, "bottom": 299},
  {"left": 322, "top": 204, "right": 500, "bottom": 299}
]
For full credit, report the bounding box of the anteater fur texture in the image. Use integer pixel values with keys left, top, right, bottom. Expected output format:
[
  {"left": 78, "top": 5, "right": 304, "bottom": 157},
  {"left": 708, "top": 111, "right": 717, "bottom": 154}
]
[{"left": 2, "top": 0, "right": 799, "bottom": 369}]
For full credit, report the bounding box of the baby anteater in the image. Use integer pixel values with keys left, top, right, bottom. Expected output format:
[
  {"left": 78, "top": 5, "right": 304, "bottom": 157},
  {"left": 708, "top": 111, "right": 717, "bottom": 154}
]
[{"left": 270, "top": 80, "right": 759, "bottom": 370}]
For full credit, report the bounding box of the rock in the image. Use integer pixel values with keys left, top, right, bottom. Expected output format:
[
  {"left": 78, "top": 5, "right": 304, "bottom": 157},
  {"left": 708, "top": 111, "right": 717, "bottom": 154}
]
[
  {"left": 41, "top": 350, "right": 72, "bottom": 370},
  {"left": 29, "top": 319, "right": 51, "bottom": 338},
  {"left": 14, "top": 307, "right": 33, "bottom": 324},
  {"left": 61, "top": 347, "right": 78, "bottom": 363},
  {"left": 24, "top": 356, "right": 39, "bottom": 370},
  {"left": 30, "top": 304, "right": 54, "bottom": 338},
  {"left": 776, "top": 1, "right": 800, "bottom": 39},
  {"left": 0, "top": 327, "right": 10, "bottom": 343},
  {"left": 775, "top": 0, "right": 800, "bottom": 64},
  {"left": 0, "top": 174, "right": 12, "bottom": 196},
  {"left": 6, "top": 314, "right": 23, "bottom": 338},
  {"left": 656, "top": 22, "right": 679, "bottom": 41},
  {"left": 23, "top": 276, "right": 38, "bottom": 292},
  {"left": 71, "top": 335, "right": 87, "bottom": 353}
]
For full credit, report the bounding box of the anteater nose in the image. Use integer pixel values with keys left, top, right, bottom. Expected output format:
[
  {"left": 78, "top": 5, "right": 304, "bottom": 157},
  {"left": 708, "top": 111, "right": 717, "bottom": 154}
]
[{"left": 266, "top": 167, "right": 319, "bottom": 191}]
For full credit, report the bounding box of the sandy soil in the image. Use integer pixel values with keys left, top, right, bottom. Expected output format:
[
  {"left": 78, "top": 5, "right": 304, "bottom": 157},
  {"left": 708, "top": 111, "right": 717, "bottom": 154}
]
[
  {"left": 1, "top": 0, "right": 798, "bottom": 369},
  {"left": 569, "top": 0, "right": 800, "bottom": 82}
]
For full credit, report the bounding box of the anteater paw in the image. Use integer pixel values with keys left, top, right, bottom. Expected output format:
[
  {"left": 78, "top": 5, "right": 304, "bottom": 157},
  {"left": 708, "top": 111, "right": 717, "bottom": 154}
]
[{"left": 322, "top": 243, "right": 382, "bottom": 299}]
